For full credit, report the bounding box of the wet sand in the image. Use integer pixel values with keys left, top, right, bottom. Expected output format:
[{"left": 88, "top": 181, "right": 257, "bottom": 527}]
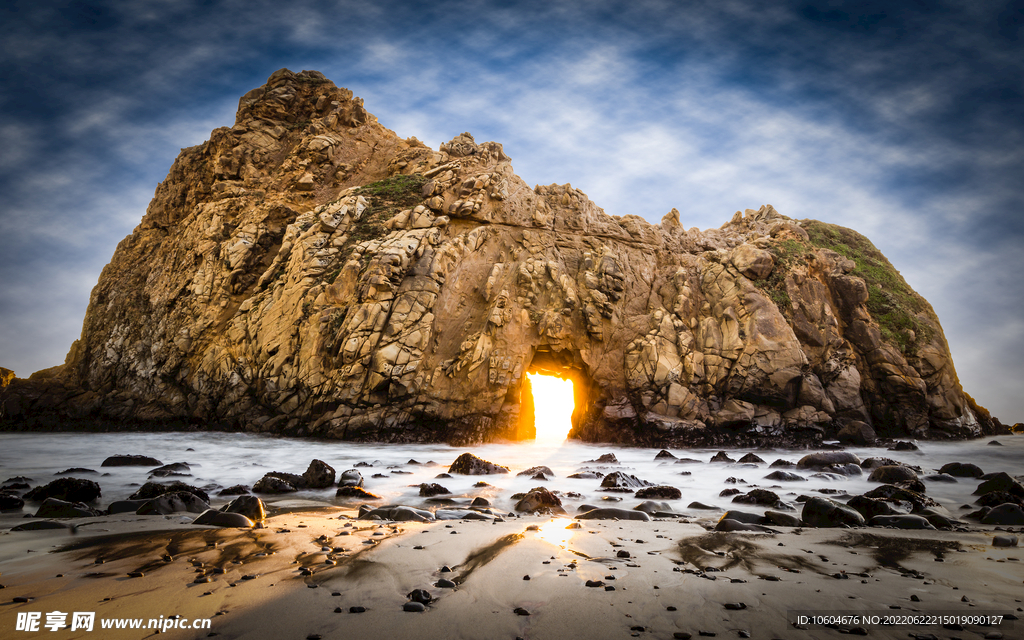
[{"left": 1, "top": 509, "right": 1021, "bottom": 639}]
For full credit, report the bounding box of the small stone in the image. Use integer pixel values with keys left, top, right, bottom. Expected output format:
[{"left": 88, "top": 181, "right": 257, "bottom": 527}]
[
  {"left": 403, "top": 602, "right": 425, "bottom": 612},
  {"left": 514, "top": 607, "right": 530, "bottom": 616},
  {"left": 349, "top": 606, "right": 365, "bottom": 613}
]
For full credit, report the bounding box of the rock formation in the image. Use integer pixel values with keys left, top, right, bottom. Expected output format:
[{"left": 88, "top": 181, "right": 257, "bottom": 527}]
[{"left": 0, "top": 69, "right": 1004, "bottom": 445}]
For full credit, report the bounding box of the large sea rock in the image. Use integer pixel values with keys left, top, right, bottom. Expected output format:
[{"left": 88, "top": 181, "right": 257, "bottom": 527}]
[{"left": 0, "top": 68, "right": 1004, "bottom": 445}]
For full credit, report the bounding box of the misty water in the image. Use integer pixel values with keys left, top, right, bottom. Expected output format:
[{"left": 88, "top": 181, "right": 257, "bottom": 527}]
[{"left": 3, "top": 431, "right": 1021, "bottom": 524}]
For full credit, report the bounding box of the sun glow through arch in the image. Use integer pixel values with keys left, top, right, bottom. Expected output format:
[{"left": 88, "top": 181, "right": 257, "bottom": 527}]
[{"left": 526, "top": 372, "right": 575, "bottom": 443}]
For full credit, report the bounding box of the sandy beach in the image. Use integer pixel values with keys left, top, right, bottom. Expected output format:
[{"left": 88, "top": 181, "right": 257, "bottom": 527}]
[{"left": 1, "top": 505, "right": 1020, "bottom": 640}]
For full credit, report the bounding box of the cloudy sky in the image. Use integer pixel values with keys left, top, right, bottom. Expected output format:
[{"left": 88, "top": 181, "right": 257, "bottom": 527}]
[{"left": 1, "top": 0, "right": 1021, "bottom": 423}]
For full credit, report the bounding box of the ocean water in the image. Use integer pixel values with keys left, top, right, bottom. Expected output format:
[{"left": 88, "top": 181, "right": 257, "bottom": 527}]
[{"left": 1, "top": 432, "right": 1021, "bottom": 521}]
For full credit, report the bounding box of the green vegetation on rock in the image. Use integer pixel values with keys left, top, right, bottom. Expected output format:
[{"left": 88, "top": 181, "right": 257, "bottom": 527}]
[
  {"left": 332, "top": 174, "right": 429, "bottom": 271},
  {"left": 802, "top": 220, "right": 933, "bottom": 352}
]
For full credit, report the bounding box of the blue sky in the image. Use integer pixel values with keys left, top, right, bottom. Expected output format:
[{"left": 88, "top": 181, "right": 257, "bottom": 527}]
[{"left": 1, "top": 0, "right": 1021, "bottom": 423}]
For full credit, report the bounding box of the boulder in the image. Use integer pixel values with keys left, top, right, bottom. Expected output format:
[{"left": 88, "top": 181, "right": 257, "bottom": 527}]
[
  {"left": 0, "top": 491, "right": 25, "bottom": 510},
  {"left": 863, "top": 484, "right": 937, "bottom": 511},
  {"left": 654, "top": 450, "right": 677, "bottom": 460},
  {"left": 339, "top": 469, "right": 364, "bottom": 487},
  {"left": 106, "top": 499, "right": 149, "bottom": 514},
  {"left": 515, "top": 487, "right": 565, "bottom": 514},
  {"left": 218, "top": 484, "right": 251, "bottom": 495},
  {"left": 980, "top": 504, "right": 1024, "bottom": 525},
  {"left": 764, "top": 470, "right": 806, "bottom": 482},
  {"left": 517, "top": 465, "right": 554, "bottom": 478},
  {"left": 635, "top": 486, "right": 681, "bottom": 499},
  {"left": 720, "top": 510, "right": 766, "bottom": 524},
  {"left": 419, "top": 483, "right": 451, "bottom": 497},
  {"left": 938, "top": 462, "right": 983, "bottom": 478},
  {"left": 732, "top": 489, "right": 782, "bottom": 507},
  {"left": 584, "top": 454, "right": 618, "bottom": 464},
  {"left": 136, "top": 491, "right": 209, "bottom": 515},
  {"left": 869, "top": 514, "right": 935, "bottom": 530},
  {"left": 764, "top": 510, "right": 802, "bottom": 527},
  {"left": 24, "top": 478, "right": 101, "bottom": 503},
  {"left": 221, "top": 495, "right": 267, "bottom": 521},
  {"left": 193, "top": 509, "right": 254, "bottom": 528},
  {"left": 101, "top": 454, "right": 163, "bottom": 467},
  {"left": 252, "top": 475, "right": 296, "bottom": 493},
  {"left": 868, "top": 465, "right": 918, "bottom": 484},
  {"left": 846, "top": 495, "right": 900, "bottom": 519},
  {"left": 448, "top": 453, "right": 509, "bottom": 475},
  {"left": 797, "top": 452, "right": 861, "bottom": 468},
  {"left": 716, "top": 519, "right": 778, "bottom": 533},
  {"left": 737, "top": 453, "right": 766, "bottom": 464},
  {"left": 973, "top": 472, "right": 1024, "bottom": 498},
  {"left": 149, "top": 462, "right": 191, "bottom": 477},
  {"left": 302, "top": 459, "right": 336, "bottom": 488},
  {"left": 710, "top": 451, "right": 736, "bottom": 463},
  {"left": 34, "top": 498, "right": 101, "bottom": 518},
  {"left": 801, "top": 496, "right": 866, "bottom": 527},
  {"left": 130, "top": 481, "right": 209, "bottom": 503},
  {"left": 600, "top": 472, "right": 652, "bottom": 491},
  {"left": 359, "top": 506, "right": 434, "bottom": 522},
  {"left": 576, "top": 508, "right": 651, "bottom": 521}
]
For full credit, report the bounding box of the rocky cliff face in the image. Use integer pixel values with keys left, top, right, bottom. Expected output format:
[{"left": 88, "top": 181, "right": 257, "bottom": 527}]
[{"left": 1, "top": 69, "right": 1003, "bottom": 444}]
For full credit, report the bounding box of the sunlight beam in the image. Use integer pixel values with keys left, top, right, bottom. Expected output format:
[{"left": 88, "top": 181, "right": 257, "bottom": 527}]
[{"left": 527, "top": 372, "right": 574, "bottom": 442}]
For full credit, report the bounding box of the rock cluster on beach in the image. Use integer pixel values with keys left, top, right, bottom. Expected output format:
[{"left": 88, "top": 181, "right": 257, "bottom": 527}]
[{"left": 0, "top": 68, "right": 1006, "bottom": 445}]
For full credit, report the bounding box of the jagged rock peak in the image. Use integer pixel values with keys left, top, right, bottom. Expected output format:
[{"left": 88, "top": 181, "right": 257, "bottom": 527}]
[{"left": 0, "top": 69, "right": 1004, "bottom": 445}]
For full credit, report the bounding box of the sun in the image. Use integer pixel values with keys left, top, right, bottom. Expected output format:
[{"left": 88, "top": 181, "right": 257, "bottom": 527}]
[{"left": 527, "top": 372, "right": 575, "bottom": 442}]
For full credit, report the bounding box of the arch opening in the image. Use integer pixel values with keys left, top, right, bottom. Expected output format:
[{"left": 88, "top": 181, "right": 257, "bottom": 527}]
[
  {"left": 511, "top": 347, "right": 597, "bottom": 442},
  {"left": 526, "top": 372, "right": 574, "bottom": 443}
]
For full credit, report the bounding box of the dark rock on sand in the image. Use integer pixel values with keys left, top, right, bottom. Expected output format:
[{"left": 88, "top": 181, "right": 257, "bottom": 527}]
[
  {"left": 732, "top": 489, "right": 782, "bottom": 507},
  {"left": 797, "top": 452, "right": 860, "bottom": 468},
  {"left": 403, "top": 602, "right": 425, "bottom": 612},
  {"left": 419, "top": 483, "right": 451, "bottom": 497},
  {"left": 710, "top": 452, "right": 735, "bottom": 463},
  {"left": 24, "top": 478, "right": 101, "bottom": 503},
  {"left": 737, "top": 454, "right": 766, "bottom": 464},
  {"left": 407, "top": 589, "right": 432, "bottom": 605},
  {"left": 576, "top": 508, "right": 652, "bottom": 521},
  {"left": 635, "top": 486, "right": 681, "bottom": 499},
  {"left": 101, "top": 455, "right": 163, "bottom": 467},
  {"left": 515, "top": 487, "right": 565, "bottom": 514},
  {"left": 34, "top": 498, "right": 100, "bottom": 518},
  {"left": 148, "top": 462, "right": 191, "bottom": 477},
  {"left": 218, "top": 485, "right": 251, "bottom": 496},
  {"left": 973, "top": 472, "right": 1024, "bottom": 498},
  {"left": 601, "top": 471, "right": 652, "bottom": 491},
  {"left": 889, "top": 441, "right": 919, "bottom": 451},
  {"left": 846, "top": 495, "right": 900, "bottom": 519},
  {"left": 801, "top": 496, "right": 866, "bottom": 527},
  {"left": 130, "top": 481, "right": 209, "bottom": 503},
  {"left": 568, "top": 471, "right": 604, "bottom": 479},
  {"left": 764, "top": 510, "right": 802, "bottom": 527},
  {"left": 339, "top": 469, "right": 364, "bottom": 487},
  {"left": 516, "top": 466, "right": 557, "bottom": 477},
  {"left": 939, "top": 462, "right": 984, "bottom": 478},
  {"left": 136, "top": 491, "right": 209, "bottom": 515},
  {"left": 303, "top": 459, "right": 336, "bottom": 488},
  {"left": 720, "top": 510, "right": 766, "bottom": 524},
  {"left": 764, "top": 470, "right": 805, "bottom": 482},
  {"left": 863, "top": 484, "right": 938, "bottom": 511},
  {"left": 222, "top": 495, "right": 267, "bottom": 522},
  {"left": 655, "top": 450, "right": 677, "bottom": 460},
  {"left": 837, "top": 420, "right": 876, "bottom": 445},
  {"left": 869, "top": 514, "right": 936, "bottom": 529},
  {"left": 336, "top": 486, "right": 381, "bottom": 499},
  {"left": 634, "top": 500, "right": 681, "bottom": 516},
  {"left": 688, "top": 501, "right": 718, "bottom": 510},
  {"left": 975, "top": 491, "right": 1024, "bottom": 508},
  {"left": 868, "top": 465, "right": 919, "bottom": 484},
  {"left": 193, "top": 509, "right": 254, "bottom": 528},
  {"left": 252, "top": 475, "right": 297, "bottom": 494},
  {"left": 55, "top": 468, "right": 97, "bottom": 475},
  {"left": 360, "top": 506, "right": 434, "bottom": 522},
  {"left": 716, "top": 519, "right": 778, "bottom": 533},
  {"left": 106, "top": 499, "right": 149, "bottom": 514},
  {"left": 0, "top": 492, "right": 25, "bottom": 510},
  {"left": 981, "top": 504, "right": 1024, "bottom": 525},
  {"left": 448, "top": 453, "right": 509, "bottom": 475},
  {"left": 992, "top": 535, "right": 1018, "bottom": 547}
]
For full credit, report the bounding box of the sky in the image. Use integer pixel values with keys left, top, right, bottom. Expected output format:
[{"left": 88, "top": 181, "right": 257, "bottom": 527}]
[{"left": 0, "top": 0, "right": 1021, "bottom": 423}]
